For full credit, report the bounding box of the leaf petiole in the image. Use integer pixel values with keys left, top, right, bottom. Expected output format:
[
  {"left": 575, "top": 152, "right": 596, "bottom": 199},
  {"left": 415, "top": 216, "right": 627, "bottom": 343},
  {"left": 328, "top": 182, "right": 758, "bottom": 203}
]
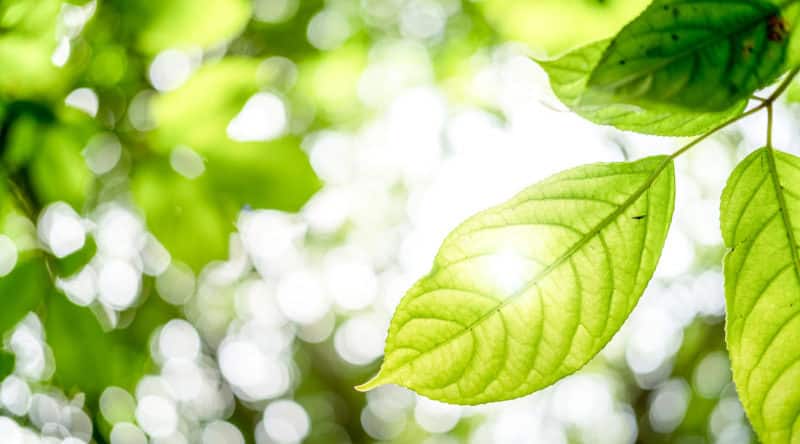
[{"left": 669, "top": 67, "right": 800, "bottom": 162}]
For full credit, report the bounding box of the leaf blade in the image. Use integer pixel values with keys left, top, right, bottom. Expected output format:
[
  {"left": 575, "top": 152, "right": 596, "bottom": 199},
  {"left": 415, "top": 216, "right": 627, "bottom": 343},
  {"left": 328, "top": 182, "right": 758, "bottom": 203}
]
[
  {"left": 586, "top": 0, "right": 789, "bottom": 111},
  {"left": 540, "top": 40, "right": 747, "bottom": 136},
  {"left": 722, "top": 147, "right": 800, "bottom": 444},
  {"left": 359, "top": 156, "right": 676, "bottom": 404}
]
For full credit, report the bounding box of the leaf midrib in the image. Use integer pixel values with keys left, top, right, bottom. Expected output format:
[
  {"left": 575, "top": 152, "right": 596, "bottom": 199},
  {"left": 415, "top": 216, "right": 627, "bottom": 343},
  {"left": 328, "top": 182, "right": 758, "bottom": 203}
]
[
  {"left": 764, "top": 147, "right": 800, "bottom": 295},
  {"left": 383, "top": 157, "right": 673, "bottom": 385},
  {"left": 592, "top": 0, "right": 777, "bottom": 91}
]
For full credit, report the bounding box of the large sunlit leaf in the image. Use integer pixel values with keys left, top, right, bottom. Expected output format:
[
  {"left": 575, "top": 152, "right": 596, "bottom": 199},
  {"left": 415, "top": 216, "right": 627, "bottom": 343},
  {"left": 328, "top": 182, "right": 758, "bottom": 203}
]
[
  {"left": 721, "top": 147, "right": 800, "bottom": 444},
  {"left": 357, "top": 156, "right": 676, "bottom": 404},
  {"left": 540, "top": 40, "right": 747, "bottom": 136},
  {"left": 587, "top": 0, "right": 790, "bottom": 111}
]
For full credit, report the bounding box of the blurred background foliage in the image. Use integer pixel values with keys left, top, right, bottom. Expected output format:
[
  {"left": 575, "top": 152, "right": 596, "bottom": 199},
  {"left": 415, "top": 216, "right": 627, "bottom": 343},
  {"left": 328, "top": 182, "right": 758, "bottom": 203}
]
[{"left": 0, "top": 0, "right": 798, "bottom": 443}]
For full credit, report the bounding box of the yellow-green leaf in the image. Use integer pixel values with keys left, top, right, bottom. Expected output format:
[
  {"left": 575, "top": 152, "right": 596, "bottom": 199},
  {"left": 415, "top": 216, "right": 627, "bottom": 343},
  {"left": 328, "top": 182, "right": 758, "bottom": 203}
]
[
  {"left": 540, "top": 40, "right": 747, "bottom": 136},
  {"left": 721, "top": 147, "right": 800, "bottom": 444},
  {"left": 358, "top": 156, "right": 676, "bottom": 404}
]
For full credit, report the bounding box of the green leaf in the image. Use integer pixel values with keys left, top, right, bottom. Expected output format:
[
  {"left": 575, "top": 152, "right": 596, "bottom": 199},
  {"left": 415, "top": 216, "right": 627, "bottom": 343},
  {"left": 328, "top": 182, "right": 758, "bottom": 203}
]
[
  {"left": 0, "top": 0, "right": 74, "bottom": 99},
  {"left": 131, "top": 161, "right": 231, "bottom": 271},
  {"left": 0, "top": 260, "right": 49, "bottom": 335},
  {"left": 151, "top": 58, "right": 262, "bottom": 151},
  {"left": 55, "top": 237, "right": 96, "bottom": 278},
  {"left": 29, "top": 125, "right": 93, "bottom": 209},
  {"left": 721, "top": 147, "right": 800, "bottom": 444},
  {"left": 126, "top": 0, "right": 252, "bottom": 54},
  {"left": 478, "top": 0, "right": 650, "bottom": 57},
  {"left": 139, "top": 59, "right": 321, "bottom": 269},
  {"left": 0, "top": 351, "right": 14, "bottom": 380},
  {"left": 540, "top": 40, "right": 747, "bottom": 136},
  {"left": 151, "top": 59, "right": 320, "bottom": 211},
  {"left": 785, "top": 3, "right": 800, "bottom": 68},
  {"left": 357, "top": 156, "right": 676, "bottom": 404},
  {"left": 46, "top": 293, "right": 149, "bottom": 399},
  {"left": 586, "top": 0, "right": 789, "bottom": 112}
]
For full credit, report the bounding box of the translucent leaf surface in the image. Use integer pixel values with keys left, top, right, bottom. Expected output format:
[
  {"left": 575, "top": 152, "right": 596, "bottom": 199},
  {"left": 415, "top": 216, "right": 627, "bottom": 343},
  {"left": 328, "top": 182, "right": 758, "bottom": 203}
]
[
  {"left": 587, "top": 0, "right": 789, "bottom": 111},
  {"left": 358, "top": 156, "right": 676, "bottom": 404},
  {"left": 721, "top": 147, "right": 800, "bottom": 444},
  {"left": 540, "top": 40, "right": 746, "bottom": 136}
]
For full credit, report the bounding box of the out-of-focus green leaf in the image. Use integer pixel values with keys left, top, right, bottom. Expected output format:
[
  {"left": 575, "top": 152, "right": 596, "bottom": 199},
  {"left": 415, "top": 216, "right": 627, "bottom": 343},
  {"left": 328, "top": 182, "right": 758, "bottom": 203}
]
[
  {"left": 789, "top": 79, "right": 800, "bottom": 102},
  {"left": 587, "top": 0, "right": 788, "bottom": 112},
  {"left": 0, "top": 259, "right": 49, "bottom": 335},
  {"left": 0, "top": 38, "right": 68, "bottom": 99},
  {"left": 0, "top": 0, "right": 74, "bottom": 99},
  {"left": 0, "top": 351, "right": 14, "bottom": 380},
  {"left": 721, "top": 147, "right": 800, "bottom": 444},
  {"left": 152, "top": 59, "right": 262, "bottom": 149},
  {"left": 358, "top": 156, "right": 675, "bottom": 404},
  {"left": 125, "top": 0, "right": 251, "bottom": 53},
  {"left": 3, "top": 114, "right": 41, "bottom": 171},
  {"left": 142, "top": 59, "right": 320, "bottom": 267},
  {"left": 120, "top": 290, "right": 181, "bottom": 349},
  {"left": 295, "top": 44, "right": 367, "bottom": 124},
  {"left": 86, "top": 44, "right": 129, "bottom": 87},
  {"left": 29, "top": 125, "right": 93, "bottom": 209},
  {"left": 479, "top": 0, "right": 650, "bottom": 57},
  {"left": 55, "top": 237, "right": 95, "bottom": 278},
  {"left": 46, "top": 293, "right": 148, "bottom": 398},
  {"left": 131, "top": 162, "right": 231, "bottom": 270},
  {"left": 0, "top": 173, "right": 7, "bottom": 210},
  {"left": 540, "top": 40, "right": 747, "bottom": 136},
  {"left": 786, "top": 3, "right": 800, "bottom": 68},
  {"left": 203, "top": 137, "right": 322, "bottom": 211}
]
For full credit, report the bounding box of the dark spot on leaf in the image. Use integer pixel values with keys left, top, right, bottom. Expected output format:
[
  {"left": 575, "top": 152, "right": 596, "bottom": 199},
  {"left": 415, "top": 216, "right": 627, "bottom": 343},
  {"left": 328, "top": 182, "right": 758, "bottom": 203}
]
[
  {"left": 768, "top": 15, "right": 789, "bottom": 42},
  {"left": 619, "top": 60, "right": 626, "bottom": 65},
  {"left": 671, "top": 33, "right": 679, "bottom": 41},
  {"left": 632, "top": 215, "right": 647, "bottom": 220},
  {"left": 742, "top": 40, "right": 755, "bottom": 57}
]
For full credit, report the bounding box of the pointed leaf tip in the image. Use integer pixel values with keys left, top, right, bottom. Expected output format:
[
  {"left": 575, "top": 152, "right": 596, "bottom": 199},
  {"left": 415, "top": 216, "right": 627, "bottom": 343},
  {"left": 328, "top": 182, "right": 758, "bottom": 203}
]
[{"left": 354, "top": 373, "right": 389, "bottom": 392}]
